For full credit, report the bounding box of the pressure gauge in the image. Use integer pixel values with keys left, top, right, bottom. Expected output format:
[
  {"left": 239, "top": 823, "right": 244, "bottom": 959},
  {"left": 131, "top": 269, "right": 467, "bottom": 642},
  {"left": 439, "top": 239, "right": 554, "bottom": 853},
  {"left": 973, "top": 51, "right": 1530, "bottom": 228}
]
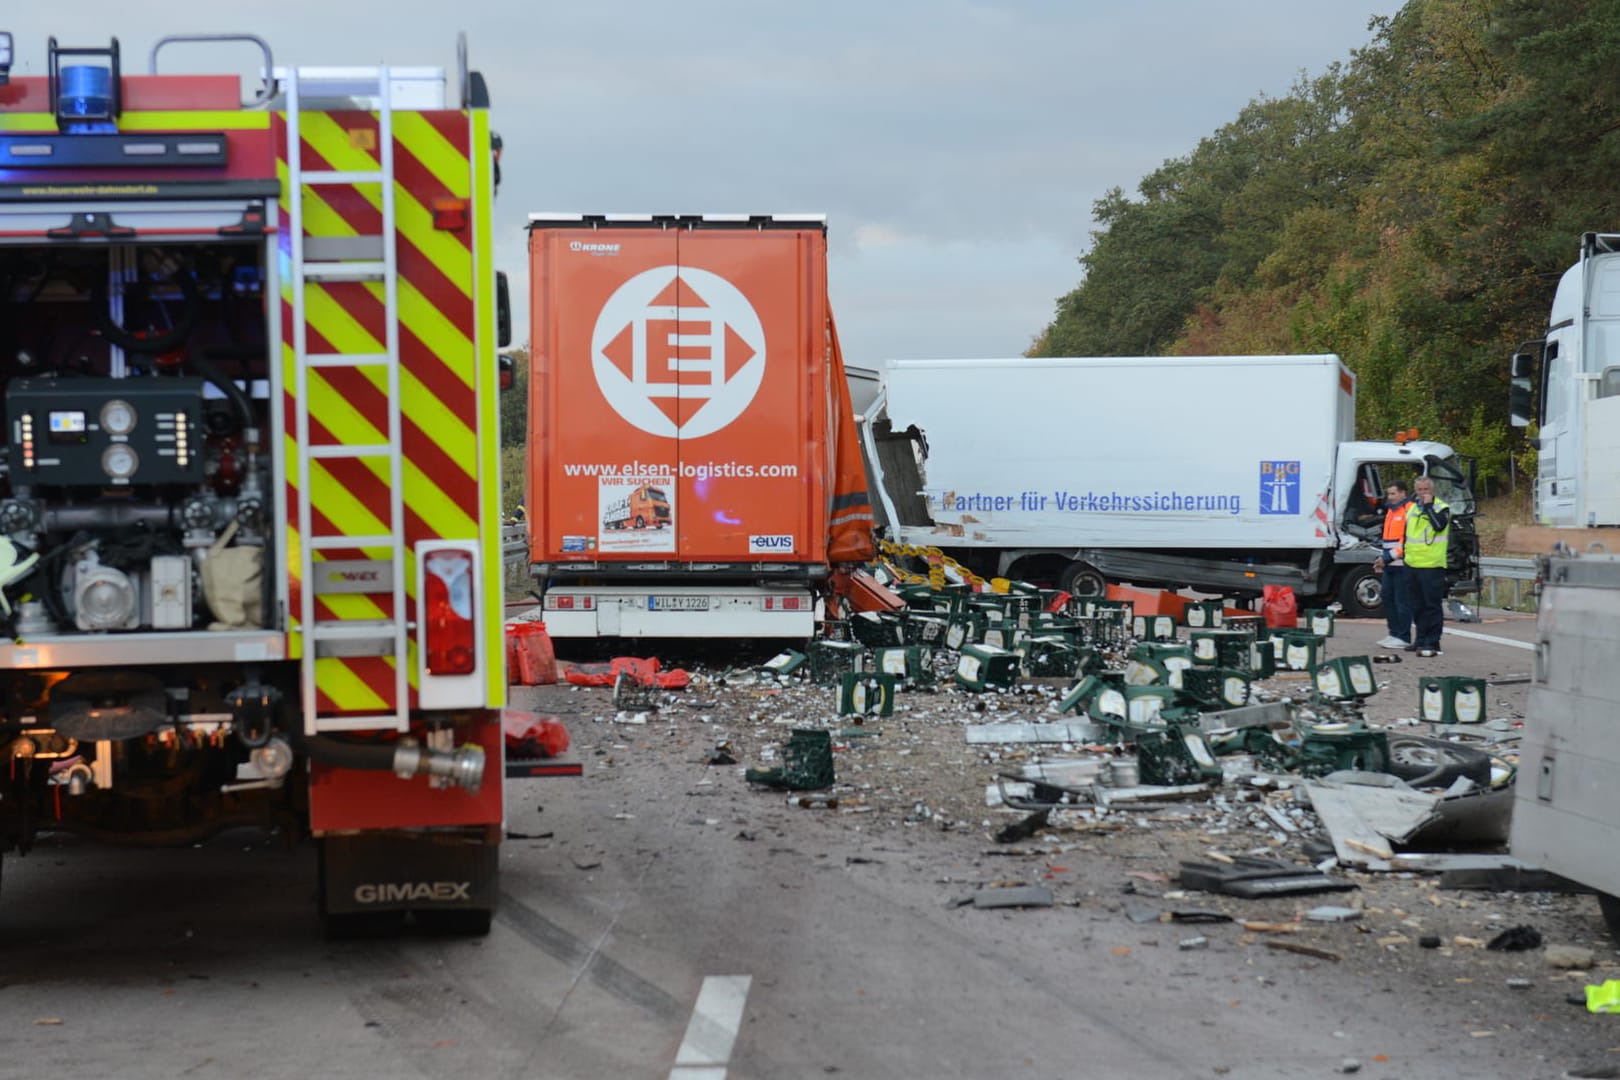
[
  {"left": 100, "top": 399, "right": 137, "bottom": 436},
  {"left": 101, "top": 444, "right": 139, "bottom": 480}
]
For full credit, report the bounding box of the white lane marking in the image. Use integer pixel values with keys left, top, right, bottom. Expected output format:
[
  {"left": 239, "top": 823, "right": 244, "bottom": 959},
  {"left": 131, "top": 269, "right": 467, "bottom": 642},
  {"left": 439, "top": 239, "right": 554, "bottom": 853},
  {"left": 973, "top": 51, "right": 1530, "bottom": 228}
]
[
  {"left": 1443, "top": 626, "right": 1536, "bottom": 652},
  {"left": 670, "top": 975, "right": 751, "bottom": 1077}
]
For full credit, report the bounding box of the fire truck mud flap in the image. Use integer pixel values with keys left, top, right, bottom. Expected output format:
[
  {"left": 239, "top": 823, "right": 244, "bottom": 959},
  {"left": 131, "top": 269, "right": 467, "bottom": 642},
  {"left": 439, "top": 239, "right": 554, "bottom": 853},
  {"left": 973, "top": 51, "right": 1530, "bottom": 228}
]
[{"left": 319, "top": 830, "right": 498, "bottom": 935}]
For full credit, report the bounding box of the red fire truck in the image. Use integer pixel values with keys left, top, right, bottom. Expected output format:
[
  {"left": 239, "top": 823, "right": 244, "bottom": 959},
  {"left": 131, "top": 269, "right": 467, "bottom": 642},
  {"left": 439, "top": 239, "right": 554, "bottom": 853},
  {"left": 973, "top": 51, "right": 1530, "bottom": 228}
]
[{"left": 0, "top": 30, "right": 545, "bottom": 933}]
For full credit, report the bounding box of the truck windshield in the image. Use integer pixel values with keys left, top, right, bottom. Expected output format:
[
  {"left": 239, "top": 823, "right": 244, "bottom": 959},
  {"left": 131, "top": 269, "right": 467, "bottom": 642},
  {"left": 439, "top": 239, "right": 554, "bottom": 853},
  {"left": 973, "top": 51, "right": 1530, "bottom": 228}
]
[{"left": 1425, "top": 454, "right": 1476, "bottom": 515}]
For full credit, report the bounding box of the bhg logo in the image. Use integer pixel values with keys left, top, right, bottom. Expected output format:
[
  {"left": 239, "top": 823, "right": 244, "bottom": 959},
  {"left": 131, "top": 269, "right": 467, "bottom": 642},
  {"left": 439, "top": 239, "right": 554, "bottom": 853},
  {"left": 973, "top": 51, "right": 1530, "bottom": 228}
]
[
  {"left": 1259, "top": 460, "right": 1301, "bottom": 515},
  {"left": 592, "top": 266, "right": 766, "bottom": 439}
]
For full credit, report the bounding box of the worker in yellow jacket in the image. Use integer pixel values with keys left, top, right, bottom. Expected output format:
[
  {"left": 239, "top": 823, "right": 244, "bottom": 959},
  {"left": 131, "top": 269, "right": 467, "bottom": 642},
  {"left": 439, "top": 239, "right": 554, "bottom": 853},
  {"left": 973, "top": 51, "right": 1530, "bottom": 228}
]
[{"left": 1403, "top": 475, "right": 1451, "bottom": 658}]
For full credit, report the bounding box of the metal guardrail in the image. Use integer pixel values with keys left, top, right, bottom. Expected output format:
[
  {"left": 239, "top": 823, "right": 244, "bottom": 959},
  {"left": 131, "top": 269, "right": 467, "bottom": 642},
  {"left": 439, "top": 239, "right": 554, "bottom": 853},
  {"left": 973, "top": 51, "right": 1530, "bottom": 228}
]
[
  {"left": 501, "top": 523, "right": 529, "bottom": 596},
  {"left": 1478, "top": 556, "right": 1537, "bottom": 611},
  {"left": 1479, "top": 556, "right": 1536, "bottom": 580}
]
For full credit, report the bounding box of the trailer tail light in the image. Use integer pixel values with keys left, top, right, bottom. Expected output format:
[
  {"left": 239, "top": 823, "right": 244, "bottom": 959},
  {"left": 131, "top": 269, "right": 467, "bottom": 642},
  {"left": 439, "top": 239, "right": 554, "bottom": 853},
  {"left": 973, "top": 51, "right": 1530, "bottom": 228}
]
[
  {"left": 424, "top": 549, "right": 475, "bottom": 675},
  {"left": 764, "top": 596, "right": 805, "bottom": 611},
  {"left": 549, "top": 595, "right": 593, "bottom": 611}
]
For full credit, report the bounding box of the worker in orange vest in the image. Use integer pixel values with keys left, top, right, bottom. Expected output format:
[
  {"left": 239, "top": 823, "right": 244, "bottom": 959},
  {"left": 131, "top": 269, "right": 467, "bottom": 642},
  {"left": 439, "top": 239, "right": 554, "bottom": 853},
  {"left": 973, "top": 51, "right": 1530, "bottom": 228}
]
[{"left": 1372, "top": 479, "right": 1413, "bottom": 649}]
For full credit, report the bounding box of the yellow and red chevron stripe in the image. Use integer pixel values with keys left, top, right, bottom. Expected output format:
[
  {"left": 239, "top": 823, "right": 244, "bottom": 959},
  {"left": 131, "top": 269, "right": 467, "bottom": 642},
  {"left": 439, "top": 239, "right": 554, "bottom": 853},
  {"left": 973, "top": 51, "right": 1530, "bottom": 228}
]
[{"left": 277, "top": 107, "right": 499, "bottom": 717}]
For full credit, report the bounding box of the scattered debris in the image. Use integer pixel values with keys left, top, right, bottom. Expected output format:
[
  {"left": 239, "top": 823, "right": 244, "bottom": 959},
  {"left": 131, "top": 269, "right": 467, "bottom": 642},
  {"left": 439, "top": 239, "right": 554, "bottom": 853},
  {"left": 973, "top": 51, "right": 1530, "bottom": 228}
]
[
  {"left": 1170, "top": 909, "right": 1234, "bottom": 924},
  {"left": 1486, "top": 925, "right": 1544, "bottom": 952},
  {"left": 1305, "top": 906, "right": 1362, "bottom": 923},
  {"left": 970, "top": 884, "right": 1054, "bottom": 910},
  {"left": 1585, "top": 980, "right": 1620, "bottom": 1014},
  {"left": 1178, "top": 856, "right": 1356, "bottom": 899},
  {"left": 1262, "top": 940, "right": 1342, "bottom": 963},
  {"left": 1419, "top": 935, "right": 1443, "bottom": 949},
  {"left": 1178, "top": 935, "right": 1209, "bottom": 951},
  {"left": 993, "top": 810, "right": 1050, "bottom": 844},
  {"left": 1547, "top": 945, "right": 1597, "bottom": 970}
]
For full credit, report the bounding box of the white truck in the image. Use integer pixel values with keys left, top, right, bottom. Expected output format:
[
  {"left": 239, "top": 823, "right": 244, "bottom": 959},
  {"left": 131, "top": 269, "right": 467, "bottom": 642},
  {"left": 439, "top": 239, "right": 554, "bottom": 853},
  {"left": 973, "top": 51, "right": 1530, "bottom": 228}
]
[
  {"left": 862, "top": 354, "right": 1479, "bottom": 617},
  {"left": 1510, "top": 232, "right": 1620, "bottom": 527}
]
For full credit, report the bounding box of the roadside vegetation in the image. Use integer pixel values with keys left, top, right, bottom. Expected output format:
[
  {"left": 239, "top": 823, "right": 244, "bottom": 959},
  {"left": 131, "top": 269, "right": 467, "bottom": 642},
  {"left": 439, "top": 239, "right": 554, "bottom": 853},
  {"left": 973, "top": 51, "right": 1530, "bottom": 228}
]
[{"left": 1033, "top": 0, "right": 1610, "bottom": 507}]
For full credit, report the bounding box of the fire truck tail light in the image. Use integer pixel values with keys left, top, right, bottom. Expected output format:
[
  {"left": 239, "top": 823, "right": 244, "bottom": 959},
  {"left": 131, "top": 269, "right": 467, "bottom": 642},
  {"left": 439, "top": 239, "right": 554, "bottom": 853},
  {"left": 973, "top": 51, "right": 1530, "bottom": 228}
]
[
  {"left": 432, "top": 197, "right": 469, "bottom": 231},
  {"left": 423, "top": 549, "right": 475, "bottom": 675}
]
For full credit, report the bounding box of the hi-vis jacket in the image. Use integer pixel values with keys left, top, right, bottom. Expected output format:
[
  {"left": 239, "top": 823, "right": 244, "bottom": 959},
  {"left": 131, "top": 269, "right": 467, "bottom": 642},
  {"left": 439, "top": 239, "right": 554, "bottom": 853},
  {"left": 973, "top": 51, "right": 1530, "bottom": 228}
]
[
  {"left": 1381, "top": 499, "right": 1410, "bottom": 563},
  {"left": 1404, "top": 498, "right": 1452, "bottom": 569}
]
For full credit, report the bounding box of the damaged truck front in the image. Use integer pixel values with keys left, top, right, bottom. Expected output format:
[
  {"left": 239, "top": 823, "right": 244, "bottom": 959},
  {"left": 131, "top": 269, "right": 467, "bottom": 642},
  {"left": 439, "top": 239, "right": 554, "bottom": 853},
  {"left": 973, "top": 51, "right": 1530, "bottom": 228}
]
[{"left": 862, "top": 355, "right": 1479, "bottom": 617}]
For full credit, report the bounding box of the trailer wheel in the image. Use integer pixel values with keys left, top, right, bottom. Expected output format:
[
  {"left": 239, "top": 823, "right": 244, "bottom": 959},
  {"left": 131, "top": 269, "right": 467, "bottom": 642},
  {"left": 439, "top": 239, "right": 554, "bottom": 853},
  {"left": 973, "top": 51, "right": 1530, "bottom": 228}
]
[
  {"left": 1336, "top": 566, "right": 1382, "bottom": 619},
  {"left": 635, "top": 515, "right": 646, "bottom": 529},
  {"left": 1059, "top": 562, "right": 1107, "bottom": 599}
]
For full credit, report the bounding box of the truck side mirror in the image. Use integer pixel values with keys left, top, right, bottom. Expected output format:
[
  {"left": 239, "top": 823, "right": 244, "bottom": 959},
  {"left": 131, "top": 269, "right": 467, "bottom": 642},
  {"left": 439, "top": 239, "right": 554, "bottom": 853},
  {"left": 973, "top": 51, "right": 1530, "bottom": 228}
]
[
  {"left": 1509, "top": 376, "right": 1534, "bottom": 428},
  {"left": 498, "top": 354, "right": 515, "bottom": 392},
  {"left": 496, "top": 271, "right": 512, "bottom": 349},
  {"left": 1510, "top": 352, "right": 1535, "bottom": 379}
]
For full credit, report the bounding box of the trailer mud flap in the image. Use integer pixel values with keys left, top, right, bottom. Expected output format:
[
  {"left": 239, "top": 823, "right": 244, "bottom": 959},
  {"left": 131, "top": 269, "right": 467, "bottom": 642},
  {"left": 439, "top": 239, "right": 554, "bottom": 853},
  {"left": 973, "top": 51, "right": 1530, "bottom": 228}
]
[{"left": 320, "top": 832, "right": 498, "bottom": 915}]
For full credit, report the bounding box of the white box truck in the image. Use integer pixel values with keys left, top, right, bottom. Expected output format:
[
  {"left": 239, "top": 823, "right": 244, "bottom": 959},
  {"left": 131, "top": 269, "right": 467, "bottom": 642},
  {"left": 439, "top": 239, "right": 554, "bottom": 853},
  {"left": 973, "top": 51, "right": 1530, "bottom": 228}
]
[
  {"left": 862, "top": 354, "right": 1479, "bottom": 616},
  {"left": 1510, "top": 232, "right": 1620, "bottom": 527}
]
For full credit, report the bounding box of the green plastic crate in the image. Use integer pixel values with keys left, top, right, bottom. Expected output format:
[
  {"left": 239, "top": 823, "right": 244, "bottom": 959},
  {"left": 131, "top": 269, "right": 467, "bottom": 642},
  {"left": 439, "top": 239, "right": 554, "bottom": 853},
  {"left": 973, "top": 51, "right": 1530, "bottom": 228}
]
[
  {"left": 981, "top": 623, "right": 1025, "bottom": 651},
  {"left": 850, "top": 611, "right": 907, "bottom": 648},
  {"left": 1303, "top": 608, "right": 1337, "bottom": 637},
  {"left": 1136, "top": 726, "right": 1224, "bottom": 786},
  {"left": 1183, "top": 601, "right": 1225, "bottom": 629},
  {"left": 1246, "top": 638, "right": 1278, "bottom": 678},
  {"left": 1313, "top": 655, "right": 1378, "bottom": 700},
  {"left": 760, "top": 649, "right": 807, "bottom": 679},
  {"left": 1189, "top": 629, "right": 1253, "bottom": 668},
  {"left": 955, "top": 643, "right": 1021, "bottom": 691},
  {"left": 1178, "top": 666, "right": 1252, "bottom": 709},
  {"left": 808, "top": 639, "right": 866, "bottom": 685},
  {"left": 944, "top": 613, "right": 987, "bottom": 651},
  {"left": 873, "top": 645, "right": 933, "bottom": 687},
  {"left": 1089, "top": 684, "right": 1178, "bottom": 728},
  {"left": 903, "top": 613, "right": 950, "bottom": 647},
  {"left": 1419, "top": 676, "right": 1488, "bottom": 724},
  {"left": 1132, "top": 613, "right": 1179, "bottom": 642},
  {"left": 1057, "top": 674, "right": 1108, "bottom": 715},
  {"left": 839, "top": 672, "right": 897, "bottom": 717},
  {"left": 1019, "top": 636, "right": 1083, "bottom": 677}
]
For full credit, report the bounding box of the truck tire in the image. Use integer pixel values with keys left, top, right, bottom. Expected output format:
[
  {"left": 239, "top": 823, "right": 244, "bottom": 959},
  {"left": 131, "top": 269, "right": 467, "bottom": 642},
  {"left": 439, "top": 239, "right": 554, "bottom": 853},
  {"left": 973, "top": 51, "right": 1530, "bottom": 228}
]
[
  {"left": 1384, "top": 735, "right": 1492, "bottom": 788},
  {"left": 635, "top": 516, "right": 646, "bottom": 529},
  {"left": 1336, "top": 566, "right": 1382, "bottom": 619},
  {"left": 1598, "top": 893, "right": 1620, "bottom": 939},
  {"left": 415, "top": 908, "right": 494, "bottom": 936},
  {"left": 1059, "top": 562, "right": 1107, "bottom": 599}
]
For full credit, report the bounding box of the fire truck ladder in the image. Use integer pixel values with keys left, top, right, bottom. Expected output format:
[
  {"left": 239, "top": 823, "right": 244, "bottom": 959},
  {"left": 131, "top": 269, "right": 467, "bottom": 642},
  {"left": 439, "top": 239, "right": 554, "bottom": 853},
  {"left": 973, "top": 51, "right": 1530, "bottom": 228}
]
[{"left": 285, "top": 69, "right": 409, "bottom": 734}]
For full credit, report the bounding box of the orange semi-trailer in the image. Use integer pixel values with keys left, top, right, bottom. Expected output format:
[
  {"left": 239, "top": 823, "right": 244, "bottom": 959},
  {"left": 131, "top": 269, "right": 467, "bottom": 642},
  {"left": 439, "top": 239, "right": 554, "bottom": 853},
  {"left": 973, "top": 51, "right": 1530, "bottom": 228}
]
[{"left": 525, "top": 214, "right": 872, "bottom": 638}]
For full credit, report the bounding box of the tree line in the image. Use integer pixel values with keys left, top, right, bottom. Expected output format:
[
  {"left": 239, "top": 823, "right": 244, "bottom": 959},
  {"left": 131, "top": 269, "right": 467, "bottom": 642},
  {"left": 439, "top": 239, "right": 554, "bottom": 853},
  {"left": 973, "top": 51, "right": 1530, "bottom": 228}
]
[{"left": 1031, "top": 0, "right": 1620, "bottom": 488}]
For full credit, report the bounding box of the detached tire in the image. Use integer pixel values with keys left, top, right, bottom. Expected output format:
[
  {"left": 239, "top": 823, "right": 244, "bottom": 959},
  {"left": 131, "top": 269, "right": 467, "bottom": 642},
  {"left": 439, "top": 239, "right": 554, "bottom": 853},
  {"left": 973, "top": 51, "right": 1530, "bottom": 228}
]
[
  {"left": 1336, "top": 566, "right": 1382, "bottom": 619},
  {"left": 1059, "top": 561, "right": 1107, "bottom": 599},
  {"left": 1385, "top": 735, "right": 1492, "bottom": 788}
]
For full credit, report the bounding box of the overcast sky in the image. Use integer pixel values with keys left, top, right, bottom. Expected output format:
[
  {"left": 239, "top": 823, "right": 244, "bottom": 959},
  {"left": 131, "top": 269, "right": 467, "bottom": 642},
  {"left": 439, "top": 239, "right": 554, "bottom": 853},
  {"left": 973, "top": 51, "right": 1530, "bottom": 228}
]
[{"left": 7, "top": 3, "right": 1397, "bottom": 365}]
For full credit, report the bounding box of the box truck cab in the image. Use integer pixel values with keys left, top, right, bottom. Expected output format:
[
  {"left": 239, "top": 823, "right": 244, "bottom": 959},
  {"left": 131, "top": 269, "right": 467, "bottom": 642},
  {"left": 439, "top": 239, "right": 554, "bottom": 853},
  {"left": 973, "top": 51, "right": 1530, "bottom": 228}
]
[
  {"left": 1510, "top": 232, "right": 1620, "bottom": 527},
  {"left": 863, "top": 355, "right": 1478, "bottom": 617}
]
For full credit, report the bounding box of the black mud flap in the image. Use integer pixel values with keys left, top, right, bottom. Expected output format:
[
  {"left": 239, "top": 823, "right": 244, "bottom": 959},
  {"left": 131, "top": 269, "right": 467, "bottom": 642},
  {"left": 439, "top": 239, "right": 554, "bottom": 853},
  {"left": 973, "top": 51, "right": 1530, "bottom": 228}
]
[
  {"left": 320, "top": 831, "right": 498, "bottom": 917},
  {"left": 1178, "top": 856, "right": 1357, "bottom": 899}
]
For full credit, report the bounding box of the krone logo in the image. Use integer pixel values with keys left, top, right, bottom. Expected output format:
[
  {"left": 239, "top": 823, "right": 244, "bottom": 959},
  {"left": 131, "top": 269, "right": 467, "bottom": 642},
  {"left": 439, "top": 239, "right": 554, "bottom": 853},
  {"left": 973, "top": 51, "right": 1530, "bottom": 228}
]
[{"left": 592, "top": 266, "right": 765, "bottom": 438}]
